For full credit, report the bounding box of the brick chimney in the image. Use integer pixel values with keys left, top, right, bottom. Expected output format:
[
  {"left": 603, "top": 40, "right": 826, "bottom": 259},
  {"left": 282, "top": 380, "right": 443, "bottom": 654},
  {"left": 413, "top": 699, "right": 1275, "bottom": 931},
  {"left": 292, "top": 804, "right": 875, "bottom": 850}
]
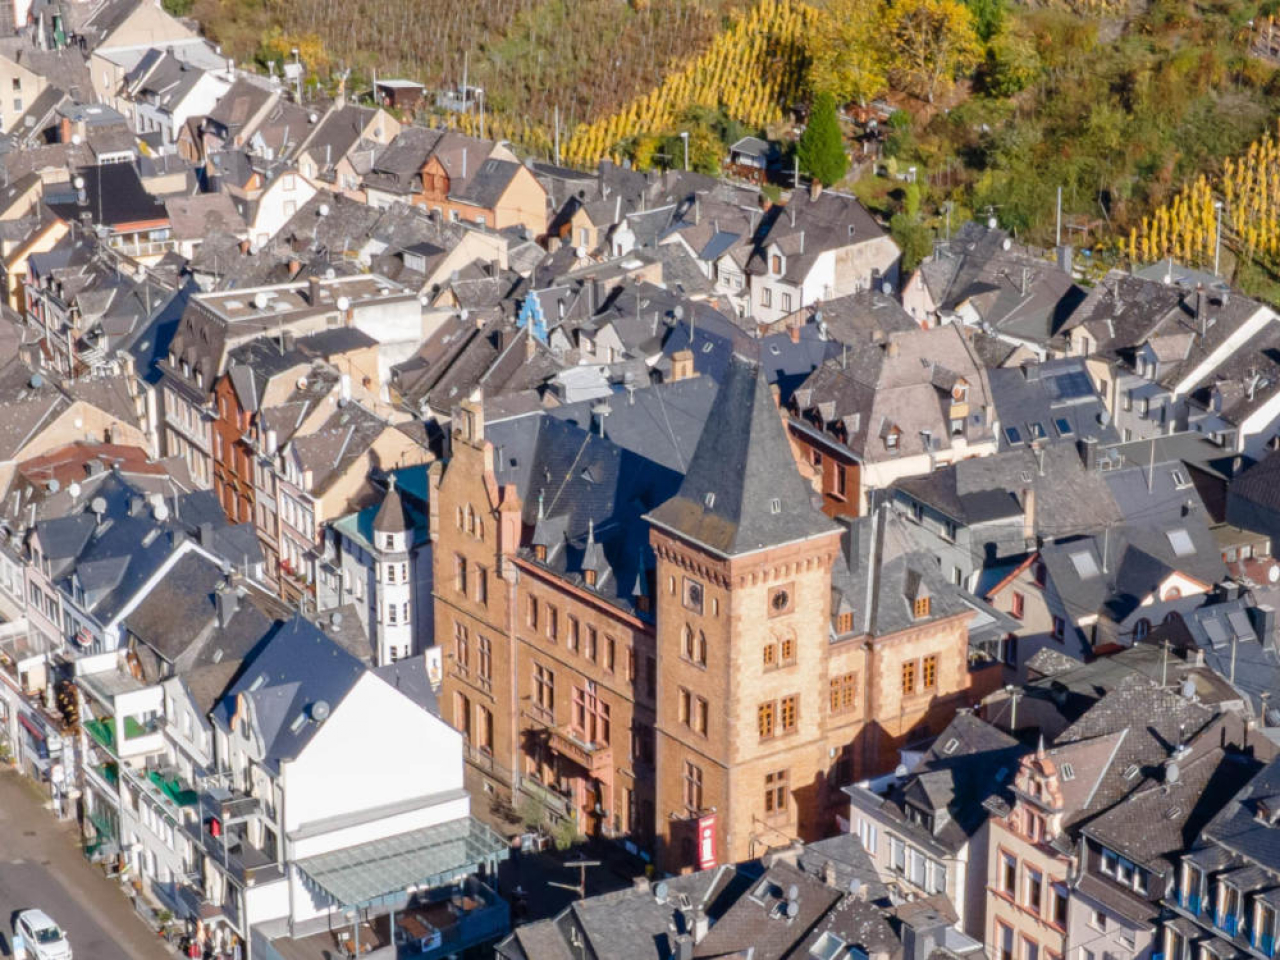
[{"left": 670, "top": 349, "right": 696, "bottom": 381}]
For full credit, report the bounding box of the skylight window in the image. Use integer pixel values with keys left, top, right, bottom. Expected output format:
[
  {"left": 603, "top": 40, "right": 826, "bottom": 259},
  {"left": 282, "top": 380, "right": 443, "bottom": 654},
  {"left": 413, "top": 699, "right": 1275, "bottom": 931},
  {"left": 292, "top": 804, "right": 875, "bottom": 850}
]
[
  {"left": 1054, "top": 417, "right": 1073, "bottom": 437},
  {"left": 1005, "top": 426, "right": 1023, "bottom": 445},
  {"left": 1060, "top": 762, "right": 1075, "bottom": 781},
  {"left": 1028, "top": 422, "right": 1047, "bottom": 441},
  {"left": 943, "top": 738, "right": 960, "bottom": 755},
  {"left": 1171, "top": 468, "right": 1190, "bottom": 488},
  {"left": 1070, "top": 550, "right": 1099, "bottom": 579},
  {"left": 248, "top": 674, "right": 266, "bottom": 691},
  {"left": 1167, "top": 528, "right": 1195, "bottom": 557}
]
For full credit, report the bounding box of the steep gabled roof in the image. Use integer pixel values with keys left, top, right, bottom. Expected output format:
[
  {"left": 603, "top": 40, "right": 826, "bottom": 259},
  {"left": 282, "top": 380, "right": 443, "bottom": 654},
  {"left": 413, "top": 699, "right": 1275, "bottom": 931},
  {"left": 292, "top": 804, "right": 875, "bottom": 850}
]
[{"left": 646, "top": 353, "right": 838, "bottom": 557}]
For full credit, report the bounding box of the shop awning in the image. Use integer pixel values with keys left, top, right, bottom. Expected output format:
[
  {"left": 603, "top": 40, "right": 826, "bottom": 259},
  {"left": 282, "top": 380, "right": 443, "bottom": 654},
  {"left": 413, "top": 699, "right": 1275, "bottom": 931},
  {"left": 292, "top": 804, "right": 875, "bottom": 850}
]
[{"left": 294, "top": 816, "right": 506, "bottom": 907}]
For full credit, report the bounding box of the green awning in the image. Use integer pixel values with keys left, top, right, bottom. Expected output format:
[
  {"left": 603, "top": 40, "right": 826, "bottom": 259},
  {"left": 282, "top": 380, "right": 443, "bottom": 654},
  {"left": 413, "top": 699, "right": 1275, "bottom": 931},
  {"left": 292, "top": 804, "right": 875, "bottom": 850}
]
[{"left": 295, "top": 816, "right": 506, "bottom": 907}]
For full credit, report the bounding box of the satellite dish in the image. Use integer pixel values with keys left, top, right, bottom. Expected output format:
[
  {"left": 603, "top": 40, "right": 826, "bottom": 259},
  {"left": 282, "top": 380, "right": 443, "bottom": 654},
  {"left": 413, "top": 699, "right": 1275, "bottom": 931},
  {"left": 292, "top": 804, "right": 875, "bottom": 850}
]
[
  {"left": 336, "top": 296, "right": 350, "bottom": 312},
  {"left": 894, "top": 763, "right": 909, "bottom": 778},
  {"left": 1001, "top": 237, "right": 1012, "bottom": 251},
  {"left": 67, "top": 483, "right": 81, "bottom": 499},
  {"left": 1180, "top": 676, "right": 1197, "bottom": 699},
  {"left": 47, "top": 478, "right": 60, "bottom": 493},
  {"left": 253, "top": 291, "right": 270, "bottom": 310},
  {"left": 73, "top": 417, "right": 83, "bottom": 430},
  {"left": 881, "top": 280, "right": 893, "bottom": 295},
  {"left": 72, "top": 175, "right": 84, "bottom": 189},
  {"left": 785, "top": 900, "right": 799, "bottom": 919},
  {"left": 987, "top": 216, "right": 998, "bottom": 229},
  {"left": 330, "top": 611, "right": 343, "bottom": 627},
  {"left": 28, "top": 373, "right": 42, "bottom": 389},
  {"left": 653, "top": 881, "right": 669, "bottom": 902},
  {"left": 310, "top": 700, "right": 330, "bottom": 722},
  {"left": 1269, "top": 564, "right": 1280, "bottom": 584},
  {"left": 325, "top": 267, "right": 336, "bottom": 280},
  {"left": 71, "top": 134, "right": 82, "bottom": 146},
  {"left": 1165, "top": 762, "right": 1181, "bottom": 784},
  {"left": 787, "top": 884, "right": 799, "bottom": 901},
  {"left": 90, "top": 496, "right": 107, "bottom": 516},
  {"left": 308, "top": 112, "right": 318, "bottom": 123},
  {"left": 318, "top": 202, "right": 331, "bottom": 217},
  {"left": 153, "top": 501, "right": 169, "bottom": 521},
  {"left": 673, "top": 306, "right": 685, "bottom": 321},
  {"left": 575, "top": 245, "right": 587, "bottom": 258},
  {"left": 1098, "top": 410, "right": 1112, "bottom": 426},
  {"left": 297, "top": 376, "right": 309, "bottom": 390}
]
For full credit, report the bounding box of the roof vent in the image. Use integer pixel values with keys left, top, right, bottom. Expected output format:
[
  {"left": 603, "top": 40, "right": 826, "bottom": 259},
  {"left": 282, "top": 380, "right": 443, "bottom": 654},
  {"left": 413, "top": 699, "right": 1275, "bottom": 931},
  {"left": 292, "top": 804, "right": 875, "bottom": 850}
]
[
  {"left": 309, "top": 700, "right": 331, "bottom": 722},
  {"left": 654, "top": 881, "right": 669, "bottom": 904}
]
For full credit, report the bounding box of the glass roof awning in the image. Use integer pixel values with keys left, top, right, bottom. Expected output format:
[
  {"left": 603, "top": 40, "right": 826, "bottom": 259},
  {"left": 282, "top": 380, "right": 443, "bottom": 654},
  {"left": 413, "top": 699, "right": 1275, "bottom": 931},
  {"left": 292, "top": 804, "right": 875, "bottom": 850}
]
[{"left": 294, "top": 816, "right": 508, "bottom": 907}]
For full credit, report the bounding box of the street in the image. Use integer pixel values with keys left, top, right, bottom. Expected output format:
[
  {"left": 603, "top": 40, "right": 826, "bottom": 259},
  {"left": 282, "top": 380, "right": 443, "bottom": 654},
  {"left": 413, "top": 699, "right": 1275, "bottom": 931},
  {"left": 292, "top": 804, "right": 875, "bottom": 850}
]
[{"left": 0, "top": 769, "right": 172, "bottom": 960}]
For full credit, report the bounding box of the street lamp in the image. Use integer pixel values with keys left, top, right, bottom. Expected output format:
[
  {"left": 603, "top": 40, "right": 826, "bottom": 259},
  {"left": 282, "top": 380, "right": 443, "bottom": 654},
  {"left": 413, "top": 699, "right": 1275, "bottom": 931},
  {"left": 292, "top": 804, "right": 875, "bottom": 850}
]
[
  {"left": 679, "top": 131, "right": 689, "bottom": 172},
  {"left": 1214, "top": 200, "right": 1224, "bottom": 277}
]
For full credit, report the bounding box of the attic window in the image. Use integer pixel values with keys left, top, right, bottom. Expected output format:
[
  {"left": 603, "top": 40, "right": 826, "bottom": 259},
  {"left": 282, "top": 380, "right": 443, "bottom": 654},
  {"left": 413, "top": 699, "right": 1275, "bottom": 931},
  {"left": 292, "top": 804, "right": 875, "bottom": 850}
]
[
  {"left": 1005, "top": 426, "right": 1023, "bottom": 446},
  {"left": 1054, "top": 418, "right": 1073, "bottom": 437},
  {"left": 248, "top": 674, "right": 266, "bottom": 691},
  {"left": 770, "top": 498, "right": 782, "bottom": 514},
  {"left": 701, "top": 342, "right": 714, "bottom": 353},
  {"left": 837, "top": 611, "right": 853, "bottom": 633},
  {"left": 913, "top": 597, "right": 931, "bottom": 619},
  {"left": 1124, "top": 764, "right": 1140, "bottom": 780},
  {"left": 1060, "top": 762, "right": 1075, "bottom": 782},
  {"left": 584, "top": 568, "right": 597, "bottom": 587},
  {"left": 290, "top": 712, "right": 306, "bottom": 732},
  {"left": 1028, "top": 422, "right": 1047, "bottom": 441},
  {"left": 704, "top": 492, "right": 716, "bottom": 509},
  {"left": 1171, "top": 468, "right": 1189, "bottom": 488},
  {"left": 943, "top": 738, "right": 960, "bottom": 755},
  {"left": 534, "top": 544, "right": 547, "bottom": 561}
]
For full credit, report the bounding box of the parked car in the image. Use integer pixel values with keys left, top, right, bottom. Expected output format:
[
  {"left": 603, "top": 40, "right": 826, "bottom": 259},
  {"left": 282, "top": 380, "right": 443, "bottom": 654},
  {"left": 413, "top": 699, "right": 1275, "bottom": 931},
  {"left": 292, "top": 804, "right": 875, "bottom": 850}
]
[{"left": 14, "top": 909, "right": 72, "bottom": 960}]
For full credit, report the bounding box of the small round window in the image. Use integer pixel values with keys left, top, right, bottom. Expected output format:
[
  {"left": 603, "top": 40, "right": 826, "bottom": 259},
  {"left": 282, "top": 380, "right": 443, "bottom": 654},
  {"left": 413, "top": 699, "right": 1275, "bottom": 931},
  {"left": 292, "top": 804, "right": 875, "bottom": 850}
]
[{"left": 771, "top": 590, "right": 790, "bottom": 612}]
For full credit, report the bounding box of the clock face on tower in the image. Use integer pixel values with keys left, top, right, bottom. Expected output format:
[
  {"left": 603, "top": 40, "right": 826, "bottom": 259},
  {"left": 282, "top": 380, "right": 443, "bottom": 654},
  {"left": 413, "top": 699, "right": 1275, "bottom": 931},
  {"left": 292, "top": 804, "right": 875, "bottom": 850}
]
[{"left": 768, "top": 583, "right": 794, "bottom": 616}]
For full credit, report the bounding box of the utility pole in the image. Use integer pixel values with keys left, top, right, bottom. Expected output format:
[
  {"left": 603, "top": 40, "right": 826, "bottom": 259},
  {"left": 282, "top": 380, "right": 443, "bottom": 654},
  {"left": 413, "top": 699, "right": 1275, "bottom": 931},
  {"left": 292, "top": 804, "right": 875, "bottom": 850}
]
[
  {"left": 1214, "top": 200, "right": 1225, "bottom": 277},
  {"left": 1056, "top": 186, "right": 1063, "bottom": 247},
  {"left": 547, "top": 857, "right": 601, "bottom": 899}
]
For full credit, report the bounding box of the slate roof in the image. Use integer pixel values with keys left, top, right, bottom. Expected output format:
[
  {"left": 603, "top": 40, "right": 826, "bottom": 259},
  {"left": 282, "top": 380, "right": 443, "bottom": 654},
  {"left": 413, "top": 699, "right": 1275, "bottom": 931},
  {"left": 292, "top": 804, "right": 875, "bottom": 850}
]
[
  {"left": 792, "top": 323, "right": 995, "bottom": 462},
  {"left": 745, "top": 187, "right": 887, "bottom": 285},
  {"left": 852, "top": 711, "right": 1026, "bottom": 856},
  {"left": 1202, "top": 756, "right": 1280, "bottom": 873},
  {"left": 46, "top": 163, "right": 167, "bottom": 229},
  {"left": 646, "top": 353, "right": 839, "bottom": 557},
  {"left": 212, "top": 613, "right": 366, "bottom": 773},
  {"left": 894, "top": 442, "right": 1122, "bottom": 538},
  {"left": 164, "top": 192, "right": 245, "bottom": 240},
  {"left": 987, "top": 358, "right": 1120, "bottom": 451}
]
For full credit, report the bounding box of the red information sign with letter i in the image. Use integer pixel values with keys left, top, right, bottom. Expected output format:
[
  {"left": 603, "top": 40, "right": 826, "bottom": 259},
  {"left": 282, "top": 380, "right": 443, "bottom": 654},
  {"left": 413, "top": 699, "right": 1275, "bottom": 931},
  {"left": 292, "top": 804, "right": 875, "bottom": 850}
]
[{"left": 696, "top": 814, "right": 717, "bottom": 870}]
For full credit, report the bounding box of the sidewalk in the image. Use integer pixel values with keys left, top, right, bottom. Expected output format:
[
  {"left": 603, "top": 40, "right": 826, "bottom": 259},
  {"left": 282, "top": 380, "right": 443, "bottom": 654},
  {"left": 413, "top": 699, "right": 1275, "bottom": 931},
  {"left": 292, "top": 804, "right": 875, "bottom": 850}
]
[{"left": 0, "top": 767, "right": 174, "bottom": 960}]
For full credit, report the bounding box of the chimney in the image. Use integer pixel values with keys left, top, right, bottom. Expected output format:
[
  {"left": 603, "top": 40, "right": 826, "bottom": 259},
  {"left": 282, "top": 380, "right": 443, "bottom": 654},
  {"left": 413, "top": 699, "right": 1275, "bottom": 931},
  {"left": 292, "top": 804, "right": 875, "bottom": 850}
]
[
  {"left": 1022, "top": 486, "right": 1036, "bottom": 542},
  {"left": 1021, "top": 361, "right": 1041, "bottom": 381},
  {"left": 1078, "top": 436, "right": 1098, "bottom": 471},
  {"left": 198, "top": 521, "right": 215, "bottom": 546},
  {"left": 672, "top": 934, "right": 693, "bottom": 960},
  {"left": 1057, "top": 244, "right": 1073, "bottom": 276},
  {"left": 215, "top": 580, "right": 239, "bottom": 628},
  {"left": 901, "top": 909, "right": 951, "bottom": 960},
  {"left": 670, "top": 349, "right": 696, "bottom": 382},
  {"left": 308, "top": 275, "right": 321, "bottom": 305},
  {"left": 1250, "top": 604, "right": 1277, "bottom": 652},
  {"left": 789, "top": 321, "right": 800, "bottom": 344},
  {"left": 885, "top": 339, "right": 900, "bottom": 358}
]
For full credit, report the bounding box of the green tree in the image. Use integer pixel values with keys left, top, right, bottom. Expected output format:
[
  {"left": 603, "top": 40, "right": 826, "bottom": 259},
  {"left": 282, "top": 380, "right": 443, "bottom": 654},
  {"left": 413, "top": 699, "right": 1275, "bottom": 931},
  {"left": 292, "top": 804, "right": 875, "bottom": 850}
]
[
  {"left": 964, "top": 0, "right": 1005, "bottom": 42},
  {"left": 883, "top": 0, "right": 983, "bottom": 103},
  {"left": 798, "top": 92, "right": 848, "bottom": 186},
  {"left": 807, "top": 0, "right": 888, "bottom": 106},
  {"left": 890, "top": 212, "right": 933, "bottom": 271},
  {"left": 980, "top": 29, "right": 1040, "bottom": 95}
]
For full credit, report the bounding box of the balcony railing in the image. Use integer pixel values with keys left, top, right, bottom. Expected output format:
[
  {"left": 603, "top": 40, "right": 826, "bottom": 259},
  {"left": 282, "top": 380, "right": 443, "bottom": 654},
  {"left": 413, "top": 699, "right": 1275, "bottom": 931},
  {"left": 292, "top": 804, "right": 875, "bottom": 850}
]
[
  {"left": 85, "top": 718, "right": 116, "bottom": 753},
  {"left": 149, "top": 769, "right": 198, "bottom": 806}
]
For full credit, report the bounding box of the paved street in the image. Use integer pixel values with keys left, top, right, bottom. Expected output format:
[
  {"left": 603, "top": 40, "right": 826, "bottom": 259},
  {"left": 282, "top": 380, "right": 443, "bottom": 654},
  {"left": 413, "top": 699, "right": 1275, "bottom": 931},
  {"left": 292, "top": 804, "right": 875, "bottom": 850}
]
[{"left": 0, "top": 768, "right": 173, "bottom": 960}]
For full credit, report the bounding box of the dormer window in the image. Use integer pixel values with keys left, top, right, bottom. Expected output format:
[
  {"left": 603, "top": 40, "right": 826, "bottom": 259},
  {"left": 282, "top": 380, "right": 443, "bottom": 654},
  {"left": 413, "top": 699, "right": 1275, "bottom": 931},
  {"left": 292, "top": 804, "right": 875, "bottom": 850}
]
[
  {"left": 771, "top": 253, "right": 783, "bottom": 274},
  {"left": 952, "top": 381, "right": 969, "bottom": 403},
  {"left": 584, "top": 568, "right": 597, "bottom": 587},
  {"left": 534, "top": 544, "right": 547, "bottom": 561},
  {"left": 913, "top": 596, "right": 930, "bottom": 619}
]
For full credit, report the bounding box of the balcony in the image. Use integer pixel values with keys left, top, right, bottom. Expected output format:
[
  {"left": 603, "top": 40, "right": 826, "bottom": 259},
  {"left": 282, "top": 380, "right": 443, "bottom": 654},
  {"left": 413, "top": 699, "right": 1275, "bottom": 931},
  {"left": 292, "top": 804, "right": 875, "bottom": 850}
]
[
  {"left": 148, "top": 769, "right": 198, "bottom": 807},
  {"left": 85, "top": 718, "right": 117, "bottom": 754},
  {"left": 548, "top": 726, "right": 611, "bottom": 775},
  {"left": 519, "top": 776, "right": 572, "bottom": 820}
]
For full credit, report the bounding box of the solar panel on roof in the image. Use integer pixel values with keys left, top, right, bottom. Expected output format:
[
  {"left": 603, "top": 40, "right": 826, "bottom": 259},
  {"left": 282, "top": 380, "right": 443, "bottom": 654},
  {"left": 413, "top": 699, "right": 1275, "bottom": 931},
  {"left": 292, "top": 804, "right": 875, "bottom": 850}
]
[
  {"left": 1049, "top": 370, "right": 1096, "bottom": 401},
  {"left": 1204, "top": 618, "right": 1228, "bottom": 647},
  {"left": 1228, "top": 609, "right": 1254, "bottom": 639}
]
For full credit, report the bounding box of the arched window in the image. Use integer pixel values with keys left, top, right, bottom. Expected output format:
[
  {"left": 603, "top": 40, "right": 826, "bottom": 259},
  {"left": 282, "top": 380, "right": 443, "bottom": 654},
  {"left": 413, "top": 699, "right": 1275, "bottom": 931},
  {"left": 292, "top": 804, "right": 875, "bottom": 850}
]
[
  {"left": 476, "top": 518, "right": 484, "bottom": 541},
  {"left": 456, "top": 506, "right": 464, "bottom": 530},
  {"left": 466, "top": 505, "right": 476, "bottom": 535},
  {"left": 1133, "top": 618, "right": 1151, "bottom": 641}
]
